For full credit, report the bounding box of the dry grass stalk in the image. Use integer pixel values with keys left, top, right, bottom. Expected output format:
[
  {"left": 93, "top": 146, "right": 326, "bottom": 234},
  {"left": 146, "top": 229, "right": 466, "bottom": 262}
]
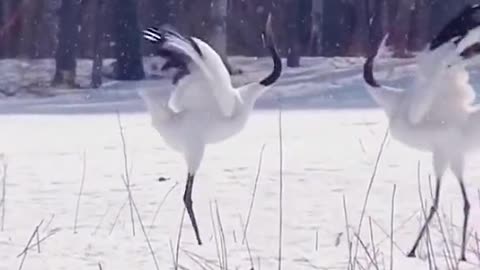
[
  {"left": 242, "top": 143, "right": 266, "bottom": 244},
  {"left": 18, "top": 219, "right": 43, "bottom": 270},
  {"left": 150, "top": 181, "right": 179, "bottom": 229},
  {"left": 210, "top": 202, "right": 223, "bottom": 268},
  {"left": 389, "top": 184, "right": 396, "bottom": 270},
  {"left": 109, "top": 196, "right": 129, "bottom": 235},
  {"left": 182, "top": 249, "right": 219, "bottom": 270},
  {"left": 119, "top": 176, "right": 160, "bottom": 270},
  {"left": 170, "top": 240, "right": 176, "bottom": 269},
  {"left": 371, "top": 210, "right": 418, "bottom": 251},
  {"left": 277, "top": 99, "right": 284, "bottom": 270},
  {"left": 416, "top": 162, "right": 437, "bottom": 268},
  {"left": 17, "top": 229, "right": 59, "bottom": 257},
  {"left": 343, "top": 196, "right": 353, "bottom": 270},
  {"left": 368, "top": 217, "right": 378, "bottom": 267},
  {"left": 184, "top": 251, "right": 210, "bottom": 270},
  {"left": 352, "top": 231, "right": 380, "bottom": 270},
  {"left": 116, "top": 111, "right": 136, "bottom": 236},
  {"left": 42, "top": 214, "right": 55, "bottom": 233},
  {"left": 1, "top": 158, "right": 7, "bottom": 231},
  {"left": 92, "top": 206, "right": 111, "bottom": 235},
  {"left": 475, "top": 233, "right": 480, "bottom": 266},
  {"left": 352, "top": 129, "right": 389, "bottom": 270},
  {"left": 175, "top": 208, "right": 186, "bottom": 270},
  {"left": 74, "top": 151, "right": 87, "bottom": 234},
  {"left": 35, "top": 227, "right": 41, "bottom": 253},
  {"left": 215, "top": 201, "right": 228, "bottom": 269},
  {"left": 239, "top": 215, "right": 255, "bottom": 270}
]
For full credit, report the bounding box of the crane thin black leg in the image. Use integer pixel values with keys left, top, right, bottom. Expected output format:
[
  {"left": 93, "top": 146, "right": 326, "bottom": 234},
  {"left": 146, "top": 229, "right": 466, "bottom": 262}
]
[
  {"left": 458, "top": 178, "right": 470, "bottom": 261},
  {"left": 408, "top": 177, "right": 442, "bottom": 258},
  {"left": 183, "top": 173, "right": 202, "bottom": 245}
]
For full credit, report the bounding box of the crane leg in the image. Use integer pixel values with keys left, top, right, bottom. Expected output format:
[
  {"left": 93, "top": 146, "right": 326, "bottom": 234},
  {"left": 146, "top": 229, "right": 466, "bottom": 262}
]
[
  {"left": 183, "top": 173, "right": 202, "bottom": 245},
  {"left": 458, "top": 178, "right": 470, "bottom": 261},
  {"left": 408, "top": 177, "right": 442, "bottom": 257}
]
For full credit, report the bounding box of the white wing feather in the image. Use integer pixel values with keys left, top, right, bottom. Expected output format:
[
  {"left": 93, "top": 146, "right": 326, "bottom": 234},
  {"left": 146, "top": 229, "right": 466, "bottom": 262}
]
[
  {"left": 407, "top": 29, "right": 478, "bottom": 124},
  {"left": 456, "top": 27, "right": 480, "bottom": 55},
  {"left": 164, "top": 36, "right": 236, "bottom": 117}
]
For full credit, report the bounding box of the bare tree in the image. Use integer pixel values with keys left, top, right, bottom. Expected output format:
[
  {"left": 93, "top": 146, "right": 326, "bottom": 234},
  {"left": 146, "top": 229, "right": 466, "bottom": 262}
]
[
  {"left": 91, "top": 0, "right": 105, "bottom": 88},
  {"left": 209, "top": 0, "right": 234, "bottom": 73},
  {"left": 111, "top": 0, "right": 145, "bottom": 80},
  {"left": 323, "top": 0, "right": 355, "bottom": 56},
  {"left": 0, "top": 1, "right": 6, "bottom": 57},
  {"left": 410, "top": 0, "right": 432, "bottom": 51},
  {"left": 0, "top": 1, "right": 22, "bottom": 58},
  {"left": 310, "top": 0, "right": 324, "bottom": 56},
  {"left": 178, "top": 0, "right": 237, "bottom": 73},
  {"left": 18, "top": 0, "right": 45, "bottom": 58},
  {"left": 38, "top": 0, "right": 60, "bottom": 58},
  {"left": 286, "top": 0, "right": 311, "bottom": 67},
  {"left": 349, "top": 0, "right": 370, "bottom": 55},
  {"left": 0, "top": 0, "right": 475, "bottom": 61},
  {"left": 391, "top": 0, "right": 415, "bottom": 57},
  {"left": 52, "top": 0, "right": 81, "bottom": 87},
  {"left": 368, "top": 0, "right": 388, "bottom": 52}
]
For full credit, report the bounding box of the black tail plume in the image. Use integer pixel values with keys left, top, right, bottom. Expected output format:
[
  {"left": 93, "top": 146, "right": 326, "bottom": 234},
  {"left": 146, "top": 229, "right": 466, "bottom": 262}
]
[{"left": 259, "top": 14, "right": 282, "bottom": 86}]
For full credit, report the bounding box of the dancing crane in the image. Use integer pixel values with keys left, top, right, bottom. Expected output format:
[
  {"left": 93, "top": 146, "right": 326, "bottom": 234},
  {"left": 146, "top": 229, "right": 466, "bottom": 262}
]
[
  {"left": 140, "top": 15, "right": 282, "bottom": 245},
  {"left": 363, "top": 4, "right": 480, "bottom": 261}
]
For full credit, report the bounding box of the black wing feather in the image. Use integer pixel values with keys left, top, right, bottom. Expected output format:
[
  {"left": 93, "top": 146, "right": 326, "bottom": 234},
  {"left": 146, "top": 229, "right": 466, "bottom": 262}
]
[
  {"left": 430, "top": 4, "right": 480, "bottom": 50},
  {"left": 143, "top": 26, "right": 202, "bottom": 85}
]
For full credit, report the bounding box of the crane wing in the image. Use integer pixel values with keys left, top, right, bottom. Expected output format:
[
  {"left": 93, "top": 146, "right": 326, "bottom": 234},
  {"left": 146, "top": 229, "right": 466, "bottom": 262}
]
[
  {"left": 407, "top": 5, "right": 480, "bottom": 124},
  {"left": 144, "top": 27, "right": 237, "bottom": 117}
]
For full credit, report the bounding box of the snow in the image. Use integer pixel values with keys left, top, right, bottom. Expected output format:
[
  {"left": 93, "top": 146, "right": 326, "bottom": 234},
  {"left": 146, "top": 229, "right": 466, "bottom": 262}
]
[
  {"left": 0, "top": 56, "right": 416, "bottom": 113},
  {"left": 0, "top": 57, "right": 480, "bottom": 269}
]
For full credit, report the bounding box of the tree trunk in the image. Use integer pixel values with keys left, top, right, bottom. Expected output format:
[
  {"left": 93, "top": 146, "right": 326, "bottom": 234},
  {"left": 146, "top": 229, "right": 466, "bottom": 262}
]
[
  {"left": 19, "top": 0, "right": 44, "bottom": 58},
  {"left": 349, "top": 0, "right": 369, "bottom": 55},
  {"left": 37, "top": 0, "right": 59, "bottom": 58},
  {"left": 286, "top": 0, "right": 312, "bottom": 65},
  {"left": 323, "top": 0, "right": 354, "bottom": 56},
  {"left": 0, "top": 1, "right": 6, "bottom": 57},
  {"left": 410, "top": 0, "right": 432, "bottom": 51},
  {"left": 386, "top": 0, "right": 399, "bottom": 34},
  {"left": 286, "top": 0, "right": 300, "bottom": 67},
  {"left": 52, "top": 0, "right": 80, "bottom": 87},
  {"left": 311, "top": 0, "right": 324, "bottom": 56},
  {"left": 227, "top": 0, "right": 266, "bottom": 56},
  {"left": 1, "top": 1, "right": 21, "bottom": 58},
  {"left": 91, "top": 0, "right": 104, "bottom": 88},
  {"left": 391, "top": 0, "right": 415, "bottom": 57},
  {"left": 368, "top": 0, "right": 387, "bottom": 53},
  {"left": 379, "top": 0, "right": 389, "bottom": 37},
  {"left": 112, "top": 0, "right": 145, "bottom": 80},
  {"left": 209, "top": 0, "right": 236, "bottom": 73}
]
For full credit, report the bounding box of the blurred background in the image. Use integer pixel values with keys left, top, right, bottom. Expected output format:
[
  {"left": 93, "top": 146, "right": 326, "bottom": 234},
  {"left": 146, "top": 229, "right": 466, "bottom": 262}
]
[{"left": 0, "top": 0, "right": 479, "bottom": 90}]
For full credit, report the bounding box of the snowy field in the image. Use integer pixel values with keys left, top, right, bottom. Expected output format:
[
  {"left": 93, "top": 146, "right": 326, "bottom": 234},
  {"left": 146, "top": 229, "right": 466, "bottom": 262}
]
[{"left": 1, "top": 57, "right": 480, "bottom": 269}]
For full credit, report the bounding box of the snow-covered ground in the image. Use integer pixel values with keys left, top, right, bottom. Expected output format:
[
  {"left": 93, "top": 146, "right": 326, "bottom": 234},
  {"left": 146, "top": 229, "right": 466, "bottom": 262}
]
[
  {"left": 0, "top": 56, "right": 417, "bottom": 113},
  {"left": 1, "top": 57, "right": 480, "bottom": 269}
]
